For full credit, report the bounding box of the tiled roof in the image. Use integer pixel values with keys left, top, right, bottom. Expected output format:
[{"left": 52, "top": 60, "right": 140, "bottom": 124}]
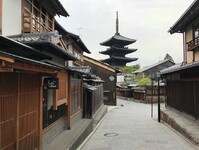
[
  {"left": 41, "top": 0, "right": 69, "bottom": 17},
  {"left": 133, "top": 59, "right": 175, "bottom": 74},
  {"left": 0, "top": 35, "right": 51, "bottom": 60},
  {"left": 101, "top": 56, "right": 138, "bottom": 63},
  {"left": 100, "top": 34, "right": 136, "bottom": 46},
  {"left": 160, "top": 61, "right": 199, "bottom": 75},
  {"left": 68, "top": 66, "right": 91, "bottom": 74},
  {"left": 10, "top": 31, "right": 61, "bottom": 43},
  {"left": 9, "top": 32, "right": 77, "bottom": 61},
  {"left": 55, "top": 21, "right": 91, "bottom": 54},
  {"left": 100, "top": 46, "right": 137, "bottom": 55},
  {"left": 169, "top": 0, "right": 198, "bottom": 34}
]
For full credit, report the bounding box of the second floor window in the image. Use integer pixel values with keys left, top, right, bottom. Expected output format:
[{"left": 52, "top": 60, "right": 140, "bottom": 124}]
[{"left": 23, "top": 0, "right": 54, "bottom": 33}]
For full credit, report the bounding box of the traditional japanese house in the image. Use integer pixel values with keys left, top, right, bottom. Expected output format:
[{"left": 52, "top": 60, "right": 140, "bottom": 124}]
[
  {"left": 0, "top": 0, "right": 82, "bottom": 150},
  {"left": 99, "top": 11, "right": 138, "bottom": 69},
  {"left": 161, "top": 0, "right": 199, "bottom": 119},
  {"left": 83, "top": 55, "right": 119, "bottom": 106},
  {"left": 133, "top": 59, "right": 175, "bottom": 79},
  {"left": 54, "top": 21, "right": 94, "bottom": 128}
]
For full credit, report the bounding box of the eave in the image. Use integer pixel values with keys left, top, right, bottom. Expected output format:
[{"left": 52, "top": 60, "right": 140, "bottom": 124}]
[
  {"left": 0, "top": 35, "right": 52, "bottom": 61},
  {"left": 101, "top": 56, "right": 138, "bottom": 63},
  {"left": 100, "top": 34, "right": 136, "bottom": 46},
  {"left": 100, "top": 47, "right": 137, "bottom": 55},
  {"left": 41, "top": 0, "right": 69, "bottom": 17},
  {"left": 169, "top": 0, "right": 199, "bottom": 34},
  {"left": 55, "top": 21, "right": 91, "bottom": 54}
]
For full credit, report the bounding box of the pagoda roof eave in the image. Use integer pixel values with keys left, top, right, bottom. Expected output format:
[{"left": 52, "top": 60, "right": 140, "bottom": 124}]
[
  {"left": 101, "top": 56, "right": 138, "bottom": 63},
  {"left": 100, "top": 34, "right": 136, "bottom": 46},
  {"left": 99, "top": 47, "right": 137, "bottom": 55}
]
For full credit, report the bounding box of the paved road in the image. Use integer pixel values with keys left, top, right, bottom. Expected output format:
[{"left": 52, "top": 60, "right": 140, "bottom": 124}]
[{"left": 78, "top": 99, "right": 198, "bottom": 150}]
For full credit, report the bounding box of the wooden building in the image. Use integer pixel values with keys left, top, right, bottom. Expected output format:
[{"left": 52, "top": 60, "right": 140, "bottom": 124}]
[
  {"left": 83, "top": 55, "right": 119, "bottom": 106},
  {"left": 0, "top": 35, "right": 75, "bottom": 150},
  {"left": 54, "top": 21, "right": 92, "bottom": 129},
  {"left": 99, "top": 11, "right": 138, "bottom": 69},
  {"left": 133, "top": 59, "right": 175, "bottom": 79},
  {"left": 161, "top": 0, "right": 199, "bottom": 119},
  {"left": 0, "top": 0, "right": 86, "bottom": 149}
]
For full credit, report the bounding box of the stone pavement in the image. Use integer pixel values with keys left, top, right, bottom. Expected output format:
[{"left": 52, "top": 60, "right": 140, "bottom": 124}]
[
  {"left": 78, "top": 99, "right": 198, "bottom": 150},
  {"left": 44, "top": 104, "right": 107, "bottom": 150}
]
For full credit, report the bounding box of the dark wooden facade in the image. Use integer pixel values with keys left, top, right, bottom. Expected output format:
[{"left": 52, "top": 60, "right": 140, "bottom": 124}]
[
  {"left": 164, "top": 72, "right": 199, "bottom": 119},
  {"left": 83, "top": 84, "right": 103, "bottom": 118},
  {"left": 161, "top": 0, "right": 199, "bottom": 120},
  {"left": 83, "top": 56, "right": 117, "bottom": 106},
  {"left": 116, "top": 86, "right": 166, "bottom": 103}
]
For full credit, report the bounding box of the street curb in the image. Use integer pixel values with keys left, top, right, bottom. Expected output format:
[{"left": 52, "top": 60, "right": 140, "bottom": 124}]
[{"left": 161, "top": 110, "right": 199, "bottom": 147}]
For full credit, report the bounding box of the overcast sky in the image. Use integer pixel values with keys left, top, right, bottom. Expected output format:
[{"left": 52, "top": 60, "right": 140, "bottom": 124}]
[{"left": 56, "top": 0, "right": 194, "bottom": 67}]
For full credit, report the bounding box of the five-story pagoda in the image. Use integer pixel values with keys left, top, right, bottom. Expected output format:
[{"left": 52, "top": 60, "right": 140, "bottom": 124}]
[{"left": 100, "top": 11, "right": 138, "bottom": 69}]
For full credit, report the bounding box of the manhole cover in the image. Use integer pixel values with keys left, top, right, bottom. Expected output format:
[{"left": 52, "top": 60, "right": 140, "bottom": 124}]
[{"left": 104, "top": 132, "right": 119, "bottom": 137}]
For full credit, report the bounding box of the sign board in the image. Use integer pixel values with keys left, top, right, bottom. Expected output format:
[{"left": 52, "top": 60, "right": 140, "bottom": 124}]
[{"left": 45, "top": 77, "right": 59, "bottom": 89}]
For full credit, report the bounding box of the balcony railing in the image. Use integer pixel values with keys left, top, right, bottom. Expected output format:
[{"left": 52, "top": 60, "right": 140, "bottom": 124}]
[
  {"left": 187, "top": 36, "right": 199, "bottom": 51},
  {"left": 23, "top": 1, "right": 54, "bottom": 33}
]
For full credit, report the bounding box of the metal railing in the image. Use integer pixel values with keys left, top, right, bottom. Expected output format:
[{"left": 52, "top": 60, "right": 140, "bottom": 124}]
[{"left": 187, "top": 36, "right": 199, "bottom": 50}]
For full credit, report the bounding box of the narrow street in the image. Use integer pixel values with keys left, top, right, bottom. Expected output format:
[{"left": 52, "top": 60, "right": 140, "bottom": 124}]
[{"left": 78, "top": 99, "right": 198, "bottom": 150}]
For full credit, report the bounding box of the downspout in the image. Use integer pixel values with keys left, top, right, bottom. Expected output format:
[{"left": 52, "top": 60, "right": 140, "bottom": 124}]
[{"left": 183, "top": 32, "right": 187, "bottom": 64}]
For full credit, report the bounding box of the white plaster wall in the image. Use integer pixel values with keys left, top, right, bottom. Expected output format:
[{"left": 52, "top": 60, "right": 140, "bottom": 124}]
[
  {"left": 194, "top": 48, "right": 199, "bottom": 62},
  {"left": 185, "top": 25, "right": 192, "bottom": 43},
  {"left": 187, "top": 51, "right": 193, "bottom": 63},
  {"left": 185, "top": 25, "right": 193, "bottom": 63},
  {"left": 2, "top": 0, "right": 21, "bottom": 36}
]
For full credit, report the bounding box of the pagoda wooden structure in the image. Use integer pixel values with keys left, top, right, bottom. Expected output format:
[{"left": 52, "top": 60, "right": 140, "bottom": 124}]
[{"left": 100, "top": 11, "right": 138, "bottom": 69}]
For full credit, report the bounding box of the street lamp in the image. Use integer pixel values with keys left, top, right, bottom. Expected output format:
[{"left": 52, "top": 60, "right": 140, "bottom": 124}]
[{"left": 156, "top": 71, "right": 161, "bottom": 123}]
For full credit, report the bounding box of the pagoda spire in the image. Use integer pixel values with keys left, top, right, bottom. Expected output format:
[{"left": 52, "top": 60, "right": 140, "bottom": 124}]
[{"left": 116, "top": 11, "right": 120, "bottom": 35}]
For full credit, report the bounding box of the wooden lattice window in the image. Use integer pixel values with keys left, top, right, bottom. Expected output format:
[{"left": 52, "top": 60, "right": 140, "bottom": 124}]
[{"left": 23, "top": 0, "right": 54, "bottom": 33}]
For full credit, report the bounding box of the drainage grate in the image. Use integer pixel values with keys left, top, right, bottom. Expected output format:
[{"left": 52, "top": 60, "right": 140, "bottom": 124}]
[{"left": 104, "top": 132, "right": 119, "bottom": 137}]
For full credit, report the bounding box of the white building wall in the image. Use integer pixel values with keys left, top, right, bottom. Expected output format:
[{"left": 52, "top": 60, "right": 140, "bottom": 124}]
[{"left": 2, "top": 0, "right": 21, "bottom": 36}]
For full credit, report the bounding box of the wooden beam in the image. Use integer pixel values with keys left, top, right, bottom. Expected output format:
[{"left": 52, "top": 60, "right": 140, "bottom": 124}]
[
  {"left": 57, "top": 98, "right": 67, "bottom": 106},
  {"left": 0, "top": 55, "right": 15, "bottom": 63},
  {"left": 0, "top": 67, "right": 13, "bottom": 72},
  {"left": 83, "top": 56, "right": 116, "bottom": 72},
  {"left": 13, "top": 60, "right": 58, "bottom": 74}
]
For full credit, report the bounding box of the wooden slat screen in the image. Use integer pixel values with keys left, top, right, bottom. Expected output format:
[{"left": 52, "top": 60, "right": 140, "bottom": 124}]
[
  {"left": 0, "top": 73, "right": 40, "bottom": 150},
  {"left": 57, "top": 72, "right": 67, "bottom": 101},
  {"left": 18, "top": 73, "right": 39, "bottom": 150},
  {"left": 71, "top": 79, "right": 82, "bottom": 115},
  {"left": 0, "top": 73, "right": 17, "bottom": 150}
]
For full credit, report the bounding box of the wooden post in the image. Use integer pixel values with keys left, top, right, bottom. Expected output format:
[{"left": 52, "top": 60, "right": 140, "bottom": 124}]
[
  {"left": 194, "top": 75, "right": 197, "bottom": 119},
  {"left": 67, "top": 73, "right": 71, "bottom": 129},
  {"left": 39, "top": 75, "right": 43, "bottom": 150},
  {"left": 16, "top": 73, "right": 20, "bottom": 150}
]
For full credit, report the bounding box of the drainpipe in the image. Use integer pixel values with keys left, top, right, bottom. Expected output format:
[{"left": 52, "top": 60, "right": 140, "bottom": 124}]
[{"left": 183, "top": 32, "right": 187, "bottom": 64}]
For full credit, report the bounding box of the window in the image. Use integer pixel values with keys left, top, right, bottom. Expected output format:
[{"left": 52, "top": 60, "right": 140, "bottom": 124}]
[
  {"left": 23, "top": 0, "right": 54, "bottom": 33},
  {"left": 43, "top": 78, "right": 66, "bottom": 129}
]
